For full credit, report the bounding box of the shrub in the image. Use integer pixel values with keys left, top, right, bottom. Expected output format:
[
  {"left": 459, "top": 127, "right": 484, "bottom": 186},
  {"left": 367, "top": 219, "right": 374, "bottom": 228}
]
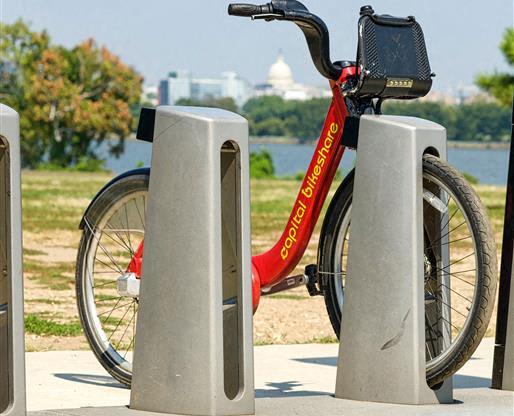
[{"left": 250, "top": 149, "right": 275, "bottom": 179}]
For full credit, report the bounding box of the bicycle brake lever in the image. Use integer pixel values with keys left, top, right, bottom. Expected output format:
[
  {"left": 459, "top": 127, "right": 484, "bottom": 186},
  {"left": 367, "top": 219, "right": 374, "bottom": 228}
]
[{"left": 251, "top": 13, "right": 283, "bottom": 21}]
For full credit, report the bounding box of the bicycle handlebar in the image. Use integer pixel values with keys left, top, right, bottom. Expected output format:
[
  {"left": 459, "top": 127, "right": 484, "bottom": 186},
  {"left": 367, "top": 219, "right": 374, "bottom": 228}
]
[
  {"left": 228, "top": 1, "right": 342, "bottom": 80},
  {"left": 228, "top": 3, "right": 273, "bottom": 17}
]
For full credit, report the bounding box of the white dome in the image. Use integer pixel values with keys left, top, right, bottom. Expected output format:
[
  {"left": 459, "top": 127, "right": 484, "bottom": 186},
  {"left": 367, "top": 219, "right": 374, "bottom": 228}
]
[{"left": 267, "top": 53, "right": 294, "bottom": 89}]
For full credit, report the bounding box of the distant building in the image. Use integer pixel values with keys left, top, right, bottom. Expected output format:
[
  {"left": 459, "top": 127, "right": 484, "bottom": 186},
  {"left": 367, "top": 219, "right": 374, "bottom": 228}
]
[
  {"left": 421, "top": 89, "right": 458, "bottom": 105},
  {"left": 158, "top": 70, "right": 252, "bottom": 107},
  {"left": 158, "top": 52, "right": 330, "bottom": 107},
  {"left": 420, "top": 84, "right": 494, "bottom": 105},
  {"left": 254, "top": 53, "right": 331, "bottom": 101},
  {"left": 142, "top": 86, "right": 158, "bottom": 106}
]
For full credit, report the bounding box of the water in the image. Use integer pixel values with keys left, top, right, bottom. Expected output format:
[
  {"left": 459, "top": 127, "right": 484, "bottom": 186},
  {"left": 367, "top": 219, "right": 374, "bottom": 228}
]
[{"left": 100, "top": 140, "right": 509, "bottom": 186}]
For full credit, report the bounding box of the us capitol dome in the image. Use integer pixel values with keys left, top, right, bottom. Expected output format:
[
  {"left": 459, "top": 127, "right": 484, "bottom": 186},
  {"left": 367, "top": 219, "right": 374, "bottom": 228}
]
[
  {"left": 255, "top": 52, "right": 330, "bottom": 101},
  {"left": 268, "top": 53, "right": 294, "bottom": 89}
]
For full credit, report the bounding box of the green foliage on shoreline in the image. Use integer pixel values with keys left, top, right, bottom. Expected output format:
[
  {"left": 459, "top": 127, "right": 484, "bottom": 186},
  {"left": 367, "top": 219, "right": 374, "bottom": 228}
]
[
  {"left": 36, "top": 157, "right": 108, "bottom": 172},
  {"left": 383, "top": 100, "right": 511, "bottom": 142},
  {"left": 241, "top": 95, "right": 511, "bottom": 143},
  {"left": 175, "top": 96, "right": 239, "bottom": 113},
  {"left": 476, "top": 28, "right": 514, "bottom": 107},
  {"left": 0, "top": 19, "right": 142, "bottom": 169},
  {"left": 243, "top": 96, "right": 330, "bottom": 141},
  {"left": 250, "top": 149, "right": 275, "bottom": 179}
]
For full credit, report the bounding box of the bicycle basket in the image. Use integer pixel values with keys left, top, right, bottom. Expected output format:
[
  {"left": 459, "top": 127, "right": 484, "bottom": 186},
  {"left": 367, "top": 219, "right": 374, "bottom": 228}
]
[{"left": 349, "top": 9, "right": 433, "bottom": 100}]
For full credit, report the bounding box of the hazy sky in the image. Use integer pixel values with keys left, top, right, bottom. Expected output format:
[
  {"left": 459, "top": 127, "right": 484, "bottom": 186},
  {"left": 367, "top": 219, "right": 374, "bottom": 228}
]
[{"left": 2, "top": 0, "right": 513, "bottom": 91}]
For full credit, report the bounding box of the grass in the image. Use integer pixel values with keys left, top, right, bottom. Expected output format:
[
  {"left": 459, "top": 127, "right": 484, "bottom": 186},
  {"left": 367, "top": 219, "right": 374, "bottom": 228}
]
[
  {"left": 254, "top": 336, "right": 338, "bottom": 346},
  {"left": 26, "top": 298, "right": 64, "bottom": 305},
  {"left": 268, "top": 294, "right": 308, "bottom": 301},
  {"left": 25, "top": 314, "right": 82, "bottom": 337},
  {"left": 24, "top": 248, "right": 47, "bottom": 256},
  {"left": 24, "top": 260, "right": 75, "bottom": 291},
  {"left": 22, "top": 170, "right": 111, "bottom": 233},
  {"left": 19, "top": 170, "right": 507, "bottom": 350}
]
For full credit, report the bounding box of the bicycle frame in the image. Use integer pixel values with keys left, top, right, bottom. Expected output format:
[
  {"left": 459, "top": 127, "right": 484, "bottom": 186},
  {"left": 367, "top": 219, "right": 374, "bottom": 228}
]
[
  {"left": 127, "top": 66, "right": 358, "bottom": 312},
  {"left": 251, "top": 66, "right": 355, "bottom": 308}
]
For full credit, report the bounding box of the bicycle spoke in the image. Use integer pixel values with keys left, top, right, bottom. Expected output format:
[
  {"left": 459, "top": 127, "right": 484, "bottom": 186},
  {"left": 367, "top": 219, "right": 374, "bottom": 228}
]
[
  {"left": 105, "top": 222, "right": 134, "bottom": 256},
  {"left": 108, "top": 300, "right": 134, "bottom": 341},
  {"left": 95, "top": 296, "right": 121, "bottom": 303},
  {"left": 431, "top": 268, "right": 477, "bottom": 287},
  {"left": 98, "top": 225, "right": 135, "bottom": 257},
  {"left": 84, "top": 219, "right": 124, "bottom": 274},
  {"left": 425, "top": 235, "right": 472, "bottom": 252},
  {"left": 436, "top": 282, "right": 473, "bottom": 304},
  {"left": 425, "top": 314, "right": 438, "bottom": 359},
  {"left": 93, "top": 277, "right": 118, "bottom": 289},
  {"left": 114, "top": 304, "right": 137, "bottom": 350},
  {"left": 100, "top": 297, "right": 122, "bottom": 324},
  {"left": 123, "top": 204, "right": 134, "bottom": 254},
  {"left": 99, "top": 300, "right": 133, "bottom": 319},
  {"left": 134, "top": 197, "right": 145, "bottom": 231},
  {"left": 427, "top": 220, "right": 467, "bottom": 248},
  {"left": 433, "top": 295, "right": 469, "bottom": 320},
  {"left": 435, "top": 251, "right": 476, "bottom": 273}
]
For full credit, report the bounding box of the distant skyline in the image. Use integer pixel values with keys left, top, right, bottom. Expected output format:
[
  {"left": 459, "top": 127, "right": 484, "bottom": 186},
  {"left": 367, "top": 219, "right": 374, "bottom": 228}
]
[{"left": 1, "top": 0, "right": 513, "bottom": 91}]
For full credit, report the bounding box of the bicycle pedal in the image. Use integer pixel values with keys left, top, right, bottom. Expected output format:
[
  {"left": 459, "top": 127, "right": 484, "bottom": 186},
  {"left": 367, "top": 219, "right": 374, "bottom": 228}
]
[{"left": 305, "top": 264, "right": 323, "bottom": 296}]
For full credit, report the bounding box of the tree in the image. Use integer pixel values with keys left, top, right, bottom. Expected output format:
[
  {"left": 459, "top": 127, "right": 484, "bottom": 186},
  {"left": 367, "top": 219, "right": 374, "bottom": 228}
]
[
  {"left": 383, "top": 100, "right": 510, "bottom": 141},
  {"left": 0, "top": 19, "right": 50, "bottom": 166},
  {"left": 175, "top": 96, "right": 239, "bottom": 114},
  {"left": 383, "top": 101, "right": 458, "bottom": 139},
  {"left": 0, "top": 20, "right": 142, "bottom": 168},
  {"left": 476, "top": 28, "right": 514, "bottom": 107}
]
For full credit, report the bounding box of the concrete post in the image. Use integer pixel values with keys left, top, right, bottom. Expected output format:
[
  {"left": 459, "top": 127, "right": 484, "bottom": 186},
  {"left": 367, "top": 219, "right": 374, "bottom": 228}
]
[
  {"left": 335, "top": 115, "right": 453, "bottom": 404},
  {"left": 0, "top": 104, "right": 26, "bottom": 416},
  {"left": 130, "top": 106, "right": 255, "bottom": 416}
]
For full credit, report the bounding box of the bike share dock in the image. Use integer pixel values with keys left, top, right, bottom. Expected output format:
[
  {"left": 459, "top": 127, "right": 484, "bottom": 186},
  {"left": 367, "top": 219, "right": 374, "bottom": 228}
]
[{"left": 2, "top": 104, "right": 514, "bottom": 416}]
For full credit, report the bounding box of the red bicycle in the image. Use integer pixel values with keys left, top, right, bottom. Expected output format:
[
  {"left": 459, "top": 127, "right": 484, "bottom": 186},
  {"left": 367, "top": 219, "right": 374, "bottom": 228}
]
[{"left": 76, "top": 1, "right": 497, "bottom": 388}]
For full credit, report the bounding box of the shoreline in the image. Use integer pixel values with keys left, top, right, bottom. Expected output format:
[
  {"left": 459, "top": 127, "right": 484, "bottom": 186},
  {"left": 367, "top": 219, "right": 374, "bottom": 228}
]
[{"left": 250, "top": 137, "right": 510, "bottom": 150}]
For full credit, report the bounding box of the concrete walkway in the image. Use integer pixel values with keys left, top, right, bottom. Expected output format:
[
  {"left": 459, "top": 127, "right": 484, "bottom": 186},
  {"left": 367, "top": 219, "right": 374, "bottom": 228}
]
[{"left": 27, "top": 337, "right": 513, "bottom": 415}]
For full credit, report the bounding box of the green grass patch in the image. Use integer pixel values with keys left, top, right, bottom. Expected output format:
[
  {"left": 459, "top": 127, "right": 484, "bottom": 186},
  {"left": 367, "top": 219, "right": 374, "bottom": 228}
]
[
  {"left": 25, "top": 261, "right": 75, "bottom": 290},
  {"left": 95, "top": 294, "right": 121, "bottom": 302},
  {"left": 267, "top": 293, "right": 307, "bottom": 301},
  {"left": 26, "top": 298, "right": 64, "bottom": 305},
  {"left": 24, "top": 248, "right": 47, "bottom": 256},
  {"left": 25, "top": 314, "right": 82, "bottom": 337},
  {"left": 301, "top": 336, "right": 338, "bottom": 344}
]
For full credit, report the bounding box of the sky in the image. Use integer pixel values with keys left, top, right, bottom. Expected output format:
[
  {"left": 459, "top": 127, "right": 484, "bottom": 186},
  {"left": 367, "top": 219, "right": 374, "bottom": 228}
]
[{"left": 1, "top": 0, "right": 513, "bottom": 92}]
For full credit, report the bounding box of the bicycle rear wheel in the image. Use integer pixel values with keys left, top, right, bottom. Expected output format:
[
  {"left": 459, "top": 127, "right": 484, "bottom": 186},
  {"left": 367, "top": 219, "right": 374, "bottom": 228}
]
[
  {"left": 76, "top": 169, "right": 149, "bottom": 386},
  {"left": 319, "top": 155, "right": 497, "bottom": 387}
]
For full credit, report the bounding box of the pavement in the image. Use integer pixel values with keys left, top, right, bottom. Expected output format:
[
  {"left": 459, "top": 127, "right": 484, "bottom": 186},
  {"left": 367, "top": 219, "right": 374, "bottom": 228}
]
[{"left": 26, "top": 337, "right": 514, "bottom": 415}]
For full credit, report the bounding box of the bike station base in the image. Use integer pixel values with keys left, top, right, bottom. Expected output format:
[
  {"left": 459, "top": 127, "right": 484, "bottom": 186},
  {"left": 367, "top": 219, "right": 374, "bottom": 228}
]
[
  {"left": 23, "top": 339, "right": 514, "bottom": 416},
  {"left": 27, "top": 388, "right": 514, "bottom": 416}
]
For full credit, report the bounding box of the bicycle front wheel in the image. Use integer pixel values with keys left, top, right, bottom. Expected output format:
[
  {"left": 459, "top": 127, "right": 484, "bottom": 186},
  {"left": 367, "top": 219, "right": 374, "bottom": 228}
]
[{"left": 319, "top": 155, "right": 497, "bottom": 387}]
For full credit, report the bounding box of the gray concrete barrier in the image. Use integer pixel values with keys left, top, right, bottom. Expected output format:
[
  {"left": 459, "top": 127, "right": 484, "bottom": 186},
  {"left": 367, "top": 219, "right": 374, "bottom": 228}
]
[
  {"left": 335, "top": 115, "right": 453, "bottom": 404},
  {"left": 130, "top": 106, "right": 255, "bottom": 416},
  {"left": 0, "top": 104, "right": 26, "bottom": 416}
]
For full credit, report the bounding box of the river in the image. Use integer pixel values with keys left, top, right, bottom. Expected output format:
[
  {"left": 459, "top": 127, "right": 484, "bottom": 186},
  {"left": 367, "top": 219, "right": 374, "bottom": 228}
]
[{"left": 100, "top": 141, "right": 509, "bottom": 186}]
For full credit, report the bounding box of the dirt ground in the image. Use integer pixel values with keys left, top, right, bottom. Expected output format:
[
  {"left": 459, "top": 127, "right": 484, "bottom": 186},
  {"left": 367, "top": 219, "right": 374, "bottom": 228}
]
[
  {"left": 22, "top": 230, "right": 500, "bottom": 352},
  {"left": 23, "top": 228, "right": 338, "bottom": 351},
  {"left": 21, "top": 172, "right": 503, "bottom": 352}
]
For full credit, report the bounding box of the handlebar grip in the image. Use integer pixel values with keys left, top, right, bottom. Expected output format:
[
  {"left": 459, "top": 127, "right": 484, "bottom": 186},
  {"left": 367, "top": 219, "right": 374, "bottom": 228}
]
[{"left": 228, "top": 3, "right": 271, "bottom": 17}]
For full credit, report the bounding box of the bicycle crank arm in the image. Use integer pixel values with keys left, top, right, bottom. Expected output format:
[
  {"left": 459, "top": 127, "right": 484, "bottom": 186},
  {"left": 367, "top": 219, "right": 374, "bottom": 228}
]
[{"left": 261, "top": 274, "right": 307, "bottom": 296}]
